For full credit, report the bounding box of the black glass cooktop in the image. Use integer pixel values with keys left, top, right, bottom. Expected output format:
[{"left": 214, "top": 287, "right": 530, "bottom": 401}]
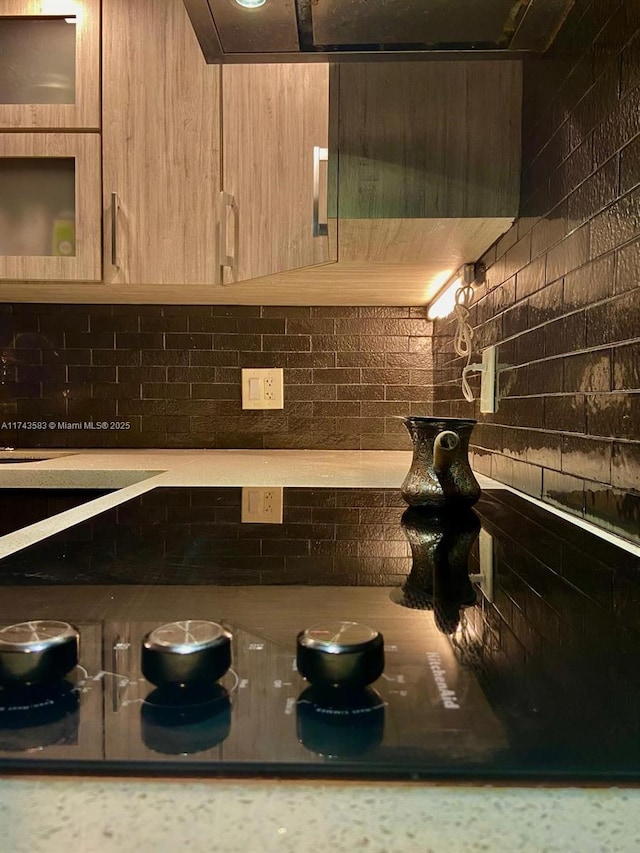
[
  {"left": 1, "top": 486, "right": 639, "bottom": 781},
  {"left": 0, "top": 488, "right": 113, "bottom": 538}
]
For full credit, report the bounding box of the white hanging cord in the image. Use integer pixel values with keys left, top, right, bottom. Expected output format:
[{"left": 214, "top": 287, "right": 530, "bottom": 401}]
[{"left": 453, "top": 284, "right": 477, "bottom": 403}]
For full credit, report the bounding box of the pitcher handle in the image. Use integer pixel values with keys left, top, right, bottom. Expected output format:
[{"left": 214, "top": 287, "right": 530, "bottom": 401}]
[{"left": 433, "top": 430, "right": 460, "bottom": 476}]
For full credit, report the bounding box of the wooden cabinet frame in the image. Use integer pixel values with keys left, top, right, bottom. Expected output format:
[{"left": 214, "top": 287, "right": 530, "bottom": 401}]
[
  {"left": 0, "top": 132, "right": 102, "bottom": 281},
  {"left": 0, "top": 0, "right": 100, "bottom": 130}
]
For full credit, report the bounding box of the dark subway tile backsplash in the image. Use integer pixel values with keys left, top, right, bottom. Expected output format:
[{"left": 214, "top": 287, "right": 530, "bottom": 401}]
[
  {"left": 0, "top": 305, "right": 434, "bottom": 453},
  {"left": 432, "top": 0, "right": 640, "bottom": 545}
]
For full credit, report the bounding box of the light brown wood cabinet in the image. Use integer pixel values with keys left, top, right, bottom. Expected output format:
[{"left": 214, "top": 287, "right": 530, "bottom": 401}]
[
  {"left": 221, "top": 63, "right": 337, "bottom": 284},
  {"left": 0, "top": 1, "right": 522, "bottom": 305},
  {"left": 102, "top": 2, "right": 333, "bottom": 288},
  {"left": 102, "top": 0, "right": 221, "bottom": 286}
]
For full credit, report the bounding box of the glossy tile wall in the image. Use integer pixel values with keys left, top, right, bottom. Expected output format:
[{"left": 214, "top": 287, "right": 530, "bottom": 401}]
[
  {"left": 0, "top": 305, "right": 431, "bottom": 451},
  {"left": 463, "top": 490, "right": 640, "bottom": 764},
  {"left": 433, "top": 0, "right": 640, "bottom": 544}
]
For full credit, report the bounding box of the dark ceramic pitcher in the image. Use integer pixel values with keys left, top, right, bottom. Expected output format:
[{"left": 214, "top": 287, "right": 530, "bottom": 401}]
[{"left": 401, "top": 416, "right": 481, "bottom": 510}]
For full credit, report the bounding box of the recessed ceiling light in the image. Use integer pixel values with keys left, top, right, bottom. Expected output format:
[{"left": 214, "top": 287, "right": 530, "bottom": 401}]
[{"left": 235, "top": 0, "right": 267, "bottom": 8}]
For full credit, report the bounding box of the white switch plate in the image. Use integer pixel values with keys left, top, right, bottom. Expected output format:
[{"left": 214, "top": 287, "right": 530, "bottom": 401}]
[
  {"left": 480, "top": 346, "right": 497, "bottom": 413},
  {"left": 241, "top": 487, "right": 283, "bottom": 524},
  {"left": 242, "top": 368, "right": 284, "bottom": 410}
]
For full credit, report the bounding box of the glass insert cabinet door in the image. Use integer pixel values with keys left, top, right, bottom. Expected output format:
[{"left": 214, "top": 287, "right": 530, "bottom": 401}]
[
  {"left": 0, "top": 0, "right": 99, "bottom": 129},
  {"left": 0, "top": 133, "right": 101, "bottom": 281}
]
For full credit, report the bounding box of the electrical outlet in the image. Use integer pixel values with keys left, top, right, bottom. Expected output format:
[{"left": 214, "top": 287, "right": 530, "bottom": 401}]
[
  {"left": 241, "top": 487, "right": 283, "bottom": 524},
  {"left": 242, "top": 368, "right": 284, "bottom": 410},
  {"left": 480, "top": 346, "right": 497, "bottom": 413}
]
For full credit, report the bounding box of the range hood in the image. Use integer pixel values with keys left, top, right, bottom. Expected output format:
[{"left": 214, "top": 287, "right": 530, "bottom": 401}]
[{"left": 184, "top": 0, "right": 574, "bottom": 63}]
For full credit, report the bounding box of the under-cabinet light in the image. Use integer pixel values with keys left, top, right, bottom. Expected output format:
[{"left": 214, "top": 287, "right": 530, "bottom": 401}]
[
  {"left": 426, "top": 276, "right": 462, "bottom": 320},
  {"left": 235, "top": 0, "right": 267, "bottom": 7},
  {"left": 426, "top": 264, "right": 478, "bottom": 320},
  {"left": 42, "top": 1, "right": 80, "bottom": 18}
]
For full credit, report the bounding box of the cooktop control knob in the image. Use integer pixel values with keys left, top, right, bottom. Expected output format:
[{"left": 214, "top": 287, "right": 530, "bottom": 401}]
[
  {"left": 296, "top": 620, "right": 384, "bottom": 688},
  {"left": 141, "top": 620, "right": 232, "bottom": 688},
  {"left": 0, "top": 621, "right": 79, "bottom": 686}
]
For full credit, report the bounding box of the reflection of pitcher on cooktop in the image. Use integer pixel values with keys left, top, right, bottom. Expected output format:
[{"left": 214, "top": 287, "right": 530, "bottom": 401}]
[{"left": 400, "top": 417, "right": 481, "bottom": 510}]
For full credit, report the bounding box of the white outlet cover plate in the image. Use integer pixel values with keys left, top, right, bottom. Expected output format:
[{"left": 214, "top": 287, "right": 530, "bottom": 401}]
[
  {"left": 241, "top": 487, "right": 284, "bottom": 524},
  {"left": 480, "top": 346, "right": 497, "bottom": 414},
  {"left": 242, "top": 368, "right": 284, "bottom": 410}
]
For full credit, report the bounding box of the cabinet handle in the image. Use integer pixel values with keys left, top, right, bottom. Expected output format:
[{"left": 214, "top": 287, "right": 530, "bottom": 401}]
[
  {"left": 217, "top": 191, "right": 237, "bottom": 285},
  {"left": 110, "top": 192, "right": 119, "bottom": 268},
  {"left": 312, "top": 146, "right": 329, "bottom": 238}
]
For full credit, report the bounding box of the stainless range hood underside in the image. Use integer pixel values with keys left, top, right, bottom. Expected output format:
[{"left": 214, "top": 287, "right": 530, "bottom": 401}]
[{"left": 184, "top": 0, "right": 574, "bottom": 63}]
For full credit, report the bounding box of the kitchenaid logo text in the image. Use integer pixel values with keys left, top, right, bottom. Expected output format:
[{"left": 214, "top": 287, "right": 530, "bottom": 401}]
[{"left": 426, "top": 652, "right": 460, "bottom": 709}]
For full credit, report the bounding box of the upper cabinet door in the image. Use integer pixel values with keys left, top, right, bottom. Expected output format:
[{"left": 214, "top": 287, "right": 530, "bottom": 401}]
[
  {"left": 337, "top": 61, "right": 522, "bottom": 222},
  {"left": 0, "top": 132, "right": 102, "bottom": 281},
  {"left": 0, "top": 0, "right": 100, "bottom": 130},
  {"left": 103, "top": 0, "right": 221, "bottom": 285},
  {"left": 221, "top": 64, "right": 337, "bottom": 285}
]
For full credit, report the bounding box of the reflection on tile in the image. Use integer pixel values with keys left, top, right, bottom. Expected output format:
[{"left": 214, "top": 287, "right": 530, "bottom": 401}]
[
  {"left": 563, "top": 351, "right": 612, "bottom": 393},
  {"left": 529, "top": 359, "right": 563, "bottom": 394},
  {"left": 620, "top": 134, "right": 640, "bottom": 194},
  {"left": 611, "top": 441, "right": 640, "bottom": 490},
  {"left": 498, "top": 366, "right": 528, "bottom": 398},
  {"left": 544, "top": 395, "right": 586, "bottom": 433},
  {"left": 567, "top": 157, "right": 619, "bottom": 228},
  {"left": 589, "top": 187, "right": 640, "bottom": 260},
  {"left": 545, "top": 224, "right": 590, "bottom": 281},
  {"left": 561, "top": 435, "right": 612, "bottom": 483},
  {"left": 545, "top": 313, "right": 586, "bottom": 357},
  {"left": 563, "top": 253, "right": 614, "bottom": 310},
  {"left": 497, "top": 397, "right": 545, "bottom": 429},
  {"left": 525, "top": 430, "right": 563, "bottom": 469},
  {"left": 528, "top": 280, "right": 564, "bottom": 327},
  {"left": 515, "top": 327, "right": 546, "bottom": 364},
  {"left": 586, "top": 394, "right": 640, "bottom": 441},
  {"left": 543, "top": 469, "right": 585, "bottom": 516},
  {"left": 613, "top": 341, "right": 640, "bottom": 390},
  {"left": 586, "top": 291, "right": 640, "bottom": 347},
  {"left": 615, "top": 239, "right": 640, "bottom": 294},
  {"left": 585, "top": 483, "right": 640, "bottom": 543}
]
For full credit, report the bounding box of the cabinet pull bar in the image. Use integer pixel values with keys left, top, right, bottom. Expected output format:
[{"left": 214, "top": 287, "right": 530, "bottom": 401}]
[
  {"left": 217, "top": 191, "right": 236, "bottom": 285},
  {"left": 110, "top": 192, "right": 119, "bottom": 268},
  {"left": 312, "top": 146, "right": 329, "bottom": 238}
]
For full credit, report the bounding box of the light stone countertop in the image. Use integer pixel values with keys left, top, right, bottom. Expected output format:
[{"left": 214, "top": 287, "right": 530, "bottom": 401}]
[
  {"left": 1, "top": 448, "right": 640, "bottom": 852},
  {"left": 2, "top": 777, "right": 640, "bottom": 853}
]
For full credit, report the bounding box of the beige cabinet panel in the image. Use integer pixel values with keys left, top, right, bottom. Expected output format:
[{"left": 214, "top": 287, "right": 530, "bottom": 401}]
[
  {"left": 221, "top": 63, "right": 337, "bottom": 285},
  {"left": 0, "top": 0, "right": 100, "bottom": 130},
  {"left": 103, "top": 0, "right": 221, "bottom": 285},
  {"left": 0, "top": 132, "right": 101, "bottom": 281}
]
